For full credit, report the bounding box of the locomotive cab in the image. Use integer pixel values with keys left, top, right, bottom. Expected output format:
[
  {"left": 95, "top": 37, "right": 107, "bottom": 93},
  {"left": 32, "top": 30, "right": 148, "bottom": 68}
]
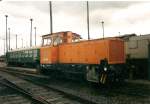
[{"left": 42, "top": 31, "right": 81, "bottom": 46}]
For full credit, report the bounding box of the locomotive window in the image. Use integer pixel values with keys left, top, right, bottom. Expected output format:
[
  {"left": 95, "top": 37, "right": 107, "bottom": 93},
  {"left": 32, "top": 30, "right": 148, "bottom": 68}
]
[
  {"left": 43, "top": 38, "right": 52, "bottom": 46},
  {"left": 47, "top": 39, "right": 52, "bottom": 45},
  {"left": 53, "top": 37, "right": 62, "bottom": 46},
  {"left": 53, "top": 41, "right": 57, "bottom": 46},
  {"left": 60, "top": 39, "right": 62, "bottom": 43},
  {"left": 72, "top": 39, "right": 79, "bottom": 42},
  {"left": 43, "top": 39, "right": 46, "bottom": 45}
]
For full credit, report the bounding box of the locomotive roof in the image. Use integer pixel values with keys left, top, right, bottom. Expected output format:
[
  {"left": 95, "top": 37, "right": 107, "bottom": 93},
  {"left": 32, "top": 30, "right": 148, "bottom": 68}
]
[
  {"left": 41, "top": 31, "right": 82, "bottom": 39},
  {"left": 60, "top": 37, "right": 123, "bottom": 44},
  {"left": 8, "top": 46, "right": 40, "bottom": 52},
  {"left": 129, "top": 34, "right": 150, "bottom": 41}
]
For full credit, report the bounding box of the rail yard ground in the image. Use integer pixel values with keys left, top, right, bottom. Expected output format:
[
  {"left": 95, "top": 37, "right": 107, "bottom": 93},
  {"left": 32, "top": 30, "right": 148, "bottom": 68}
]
[{"left": 0, "top": 62, "right": 150, "bottom": 104}]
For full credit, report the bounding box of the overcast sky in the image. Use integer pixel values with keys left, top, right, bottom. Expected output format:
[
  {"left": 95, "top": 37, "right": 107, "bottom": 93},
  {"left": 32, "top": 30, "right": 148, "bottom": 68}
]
[{"left": 0, "top": 1, "right": 150, "bottom": 55}]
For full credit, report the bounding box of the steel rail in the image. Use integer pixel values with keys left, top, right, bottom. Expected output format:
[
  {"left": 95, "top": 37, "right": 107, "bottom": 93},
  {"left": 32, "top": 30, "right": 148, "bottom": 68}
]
[
  {"left": 0, "top": 76, "right": 51, "bottom": 104},
  {"left": 0, "top": 68, "right": 98, "bottom": 104},
  {"left": 0, "top": 67, "right": 49, "bottom": 79}
]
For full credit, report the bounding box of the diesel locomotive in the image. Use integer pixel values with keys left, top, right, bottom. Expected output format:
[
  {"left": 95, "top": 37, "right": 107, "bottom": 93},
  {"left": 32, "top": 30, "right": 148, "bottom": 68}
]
[{"left": 6, "top": 31, "right": 125, "bottom": 84}]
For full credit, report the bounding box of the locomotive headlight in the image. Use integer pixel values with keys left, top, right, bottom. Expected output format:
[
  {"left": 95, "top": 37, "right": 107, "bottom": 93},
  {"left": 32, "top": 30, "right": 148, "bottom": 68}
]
[{"left": 104, "top": 67, "right": 107, "bottom": 71}]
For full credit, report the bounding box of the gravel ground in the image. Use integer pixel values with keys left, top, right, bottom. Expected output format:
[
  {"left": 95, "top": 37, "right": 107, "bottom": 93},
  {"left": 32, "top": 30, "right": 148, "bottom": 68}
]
[
  {"left": 37, "top": 78, "right": 150, "bottom": 104},
  {"left": 0, "top": 84, "right": 31, "bottom": 104},
  {"left": 1, "top": 62, "right": 150, "bottom": 104}
]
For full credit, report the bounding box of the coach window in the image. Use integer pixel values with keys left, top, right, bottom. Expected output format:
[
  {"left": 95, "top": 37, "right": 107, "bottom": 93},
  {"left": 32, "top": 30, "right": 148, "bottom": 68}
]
[
  {"left": 25, "top": 51, "right": 28, "bottom": 57},
  {"left": 9, "top": 53, "right": 11, "bottom": 58},
  {"left": 14, "top": 53, "right": 15, "bottom": 58},
  {"left": 14, "top": 52, "right": 16, "bottom": 58},
  {"left": 18, "top": 52, "right": 20, "bottom": 58},
  {"left": 29, "top": 50, "right": 32, "bottom": 57},
  {"left": 14, "top": 53, "right": 16, "bottom": 58},
  {"left": 12, "top": 53, "right": 14, "bottom": 58},
  {"left": 28, "top": 51, "right": 30, "bottom": 57},
  {"left": 34, "top": 50, "right": 37, "bottom": 57},
  {"left": 22, "top": 51, "right": 25, "bottom": 58},
  {"left": 19, "top": 52, "right": 21, "bottom": 58},
  {"left": 21, "top": 51, "right": 23, "bottom": 58},
  {"left": 26, "top": 51, "right": 28, "bottom": 57}
]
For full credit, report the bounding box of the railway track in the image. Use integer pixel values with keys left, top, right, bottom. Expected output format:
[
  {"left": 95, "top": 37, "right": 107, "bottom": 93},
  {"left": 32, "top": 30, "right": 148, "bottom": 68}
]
[
  {"left": 0, "top": 76, "right": 50, "bottom": 104},
  {"left": 0, "top": 67, "right": 150, "bottom": 104},
  {"left": 2, "top": 68, "right": 150, "bottom": 98},
  {"left": 0, "top": 84, "right": 32, "bottom": 104},
  {"left": 0, "top": 68, "right": 97, "bottom": 104}
]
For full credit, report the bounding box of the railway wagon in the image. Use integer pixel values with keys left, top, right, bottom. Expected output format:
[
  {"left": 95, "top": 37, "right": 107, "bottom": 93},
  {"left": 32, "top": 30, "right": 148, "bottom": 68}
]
[
  {"left": 6, "top": 47, "right": 40, "bottom": 68},
  {"left": 124, "top": 34, "right": 150, "bottom": 79},
  {"left": 40, "top": 31, "right": 125, "bottom": 84}
]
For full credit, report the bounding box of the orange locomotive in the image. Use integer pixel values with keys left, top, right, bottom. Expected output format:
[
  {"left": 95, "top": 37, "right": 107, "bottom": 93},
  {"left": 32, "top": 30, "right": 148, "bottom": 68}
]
[{"left": 40, "top": 31, "right": 125, "bottom": 84}]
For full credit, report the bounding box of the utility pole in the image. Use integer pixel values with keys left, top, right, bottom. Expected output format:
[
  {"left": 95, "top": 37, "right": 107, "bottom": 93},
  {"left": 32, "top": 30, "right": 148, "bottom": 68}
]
[
  {"left": 148, "top": 42, "right": 150, "bottom": 80},
  {"left": 3, "top": 39, "right": 5, "bottom": 55},
  {"left": 8, "top": 27, "right": 10, "bottom": 50},
  {"left": 87, "top": 1, "right": 90, "bottom": 40},
  {"left": 34, "top": 27, "right": 36, "bottom": 46},
  {"left": 16, "top": 34, "right": 17, "bottom": 49},
  {"left": 101, "top": 21, "right": 104, "bottom": 39},
  {"left": 49, "top": 1, "right": 53, "bottom": 34},
  {"left": 5, "top": 15, "right": 8, "bottom": 52},
  {"left": 30, "top": 18, "right": 33, "bottom": 47}
]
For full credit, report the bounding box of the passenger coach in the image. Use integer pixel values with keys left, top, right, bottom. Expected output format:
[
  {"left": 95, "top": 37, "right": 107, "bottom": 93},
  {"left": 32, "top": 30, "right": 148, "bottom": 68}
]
[{"left": 6, "top": 47, "right": 40, "bottom": 69}]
